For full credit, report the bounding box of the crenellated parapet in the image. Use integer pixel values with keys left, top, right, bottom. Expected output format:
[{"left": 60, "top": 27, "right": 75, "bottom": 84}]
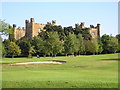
[
  {"left": 75, "top": 22, "right": 100, "bottom": 39},
  {"left": 13, "top": 18, "right": 100, "bottom": 40},
  {"left": 25, "top": 18, "right": 57, "bottom": 39},
  {"left": 89, "top": 24, "right": 100, "bottom": 39},
  {"left": 75, "top": 22, "right": 85, "bottom": 29},
  {"left": 47, "top": 20, "right": 56, "bottom": 25},
  {"left": 13, "top": 24, "right": 25, "bottom": 40}
]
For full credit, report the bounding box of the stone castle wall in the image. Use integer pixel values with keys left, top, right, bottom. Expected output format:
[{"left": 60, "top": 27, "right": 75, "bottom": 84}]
[
  {"left": 13, "top": 25, "right": 25, "bottom": 40},
  {"left": 75, "top": 22, "right": 100, "bottom": 39},
  {"left": 13, "top": 18, "right": 100, "bottom": 40},
  {"left": 32, "top": 23, "right": 46, "bottom": 37}
]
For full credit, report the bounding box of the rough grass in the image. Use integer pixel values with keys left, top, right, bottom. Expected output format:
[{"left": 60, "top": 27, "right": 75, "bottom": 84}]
[{"left": 2, "top": 53, "right": 119, "bottom": 88}]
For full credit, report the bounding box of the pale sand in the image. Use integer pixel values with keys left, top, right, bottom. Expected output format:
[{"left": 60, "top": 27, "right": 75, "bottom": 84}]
[
  {"left": 10, "top": 61, "right": 62, "bottom": 65},
  {"left": 0, "top": 61, "right": 16, "bottom": 62}
]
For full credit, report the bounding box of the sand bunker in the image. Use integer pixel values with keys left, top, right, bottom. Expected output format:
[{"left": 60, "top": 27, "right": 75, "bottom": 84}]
[
  {"left": 10, "top": 60, "right": 66, "bottom": 65},
  {"left": 0, "top": 61, "right": 16, "bottom": 62}
]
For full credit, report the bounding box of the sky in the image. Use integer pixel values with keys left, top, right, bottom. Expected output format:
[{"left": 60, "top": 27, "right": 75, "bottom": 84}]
[{"left": 1, "top": 2, "right": 118, "bottom": 37}]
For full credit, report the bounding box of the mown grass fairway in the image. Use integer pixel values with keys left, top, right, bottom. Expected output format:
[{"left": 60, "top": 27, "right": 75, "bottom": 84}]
[{"left": 2, "top": 53, "right": 118, "bottom": 88}]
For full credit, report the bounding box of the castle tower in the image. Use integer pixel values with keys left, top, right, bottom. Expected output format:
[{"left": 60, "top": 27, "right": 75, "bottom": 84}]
[
  {"left": 89, "top": 24, "right": 100, "bottom": 39},
  {"left": 13, "top": 24, "right": 25, "bottom": 40},
  {"left": 52, "top": 20, "right": 56, "bottom": 25},
  {"left": 75, "top": 24, "right": 79, "bottom": 28},
  {"left": 25, "top": 19, "right": 30, "bottom": 38},
  {"left": 80, "top": 22, "right": 85, "bottom": 29},
  {"left": 25, "top": 18, "right": 35, "bottom": 39},
  {"left": 30, "top": 18, "right": 35, "bottom": 38},
  {"left": 13, "top": 24, "right": 16, "bottom": 39},
  {"left": 97, "top": 24, "right": 100, "bottom": 37}
]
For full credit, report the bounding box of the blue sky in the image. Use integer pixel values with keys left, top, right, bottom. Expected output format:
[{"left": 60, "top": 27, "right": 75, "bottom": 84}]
[{"left": 2, "top": 2, "right": 118, "bottom": 36}]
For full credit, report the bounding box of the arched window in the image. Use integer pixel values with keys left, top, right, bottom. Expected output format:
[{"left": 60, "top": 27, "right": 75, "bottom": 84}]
[{"left": 92, "top": 32, "right": 95, "bottom": 35}]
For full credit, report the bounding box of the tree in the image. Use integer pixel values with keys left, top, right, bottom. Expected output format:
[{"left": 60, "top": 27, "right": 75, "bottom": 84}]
[
  {"left": 45, "top": 32, "right": 63, "bottom": 57},
  {"left": 74, "top": 27, "right": 92, "bottom": 40},
  {"left": 101, "top": 34, "right": 111, "bottom": 53},
  {"left": 18, "top": 38, "right": 31, "bottom": 56},
  {"left": 77, "top": 34, "right": 85, "bottom": 55},
  {"left": 84, "top": 40, "right": 93, "bottom": 54},
  {"left": 31, "top": 36, "right": 44, "bottom": 55},
  {"left": 3, "top": 39, "right": 10, "bottom": 47},
  {"left": 98, "top": 40, "right": 103, "bottom": 54},
  {"left": 107, "top": 37, "right": 118, "bottom": 53},
  {"left": 116, "top": 34, "right": 120, "bottom": 52},
  {"left": 28, "top": 46, "right": 36, "bottom": 58},
  {"left": 84, "top": 40, "right": 99, "bottom": 55},
  {"left": 91, "top": 40, "right": 99, "bottom": 54},
  {"left": 38, "top": 31, "right": 49, "bottom": 40},
  {"left": 42, "top": 41, "right": 51, "bottom": 57},
  {"left": 101, "top": 34, "right": 118, "bottom": 53},
  {"left": 2, "top": 39, "right": 10, "bottom": 55},
  {"left": 0, "top": 20, "right": 13, "bottom": 40},
  {"left": 44, "top": 25, "right": 66, "bottom": 41},
  {"left": 64, "top": 33, "right": 79, "bottom": 56},
  {"left": 64, "top": 26, "right": 74, "bottom": 36},
  {"left": 116, "top": 34, "right": 120, "bottom": 41},
  {"left": 7, "top": 42, "right": 21, "bottom": 58},
  {"left": 2, "top": 44, "right": 6, "bottom": 57}
]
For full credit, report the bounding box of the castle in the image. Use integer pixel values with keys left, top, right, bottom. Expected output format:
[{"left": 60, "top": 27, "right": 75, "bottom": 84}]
[{"left": 13, "top": 18, "right": 100, "bottom": 40}]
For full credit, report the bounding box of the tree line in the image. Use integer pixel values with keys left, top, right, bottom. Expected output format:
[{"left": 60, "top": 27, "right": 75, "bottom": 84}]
[{"left": 1, "top": 20, "right": 120, "bottom": 58}]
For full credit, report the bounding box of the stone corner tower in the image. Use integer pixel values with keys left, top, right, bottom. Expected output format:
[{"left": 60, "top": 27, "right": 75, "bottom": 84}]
[
  {"left": 89, "top": 23, "right": 100, "bottom": 39},
  {"left": 25, "top": 18, "right": 34, "bottom": 39}
]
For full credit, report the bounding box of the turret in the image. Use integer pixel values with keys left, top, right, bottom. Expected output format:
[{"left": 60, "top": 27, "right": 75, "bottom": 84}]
[
  {"left": 13, "top": 24, "right": 16, "bottom": 28},
  {"left": 47, "top": 22, "right": 51, "bottom": 25},
  {"left": 25, "top": 20, "right": 29, "bottom": 29},
  {"left": 75, "top": 24, "right": 79, "bottom": 28},
  {"left": 25, "top": 20, "right": 29, "bottom": 38},
  {"left": 25, "top": 20, "right": 29, "bottom": 23},
  {"left": 97, "top": 24, "right": 100, "bottom": 37},
  {"left": 90, "top": 25, "right": 94, "bottom": 28},
  {"left": 52, "top": 20, "right": 56, "bottom": 25},
  {"left": 30, "top": 18, "right": 34, "bottom": 23},
  {"left": 80, "top": 22, "right": 85, "bottom": 29}
]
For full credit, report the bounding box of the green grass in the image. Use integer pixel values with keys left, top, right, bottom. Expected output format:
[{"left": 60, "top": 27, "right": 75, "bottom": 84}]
[{"left": 2, "top": 53, "right": 119, "bottom": 88}]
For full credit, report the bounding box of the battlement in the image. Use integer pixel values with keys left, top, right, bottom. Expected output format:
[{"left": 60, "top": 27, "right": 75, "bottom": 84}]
[
  {"left": 13, "top": 24, "right": 26, "bottom": 40},
  {"left": 16, "top": 27, "right": 25, "bottom": 30},
  {"left": 13, "top": 18, "right": 57, "bottom": 40},
  {"left": 75, "top": 22, "right": 100, "bottom": 39},
  {"left": 75, "top": 22, "right": 85, "bottom": 29},
  {"left": 47, "top": 20, "right": 56, "bottom": 25},
  {"left": 13, "top": 18, "right": 100, "bottom": 40}
]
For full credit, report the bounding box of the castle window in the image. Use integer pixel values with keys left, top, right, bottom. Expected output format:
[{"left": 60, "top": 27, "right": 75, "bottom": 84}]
[
  {"left": 38, "top": 28, "right": 41, "bottom": 32},
  {"left": 92, "top": 32, "right": 95, "bottom": 35}
]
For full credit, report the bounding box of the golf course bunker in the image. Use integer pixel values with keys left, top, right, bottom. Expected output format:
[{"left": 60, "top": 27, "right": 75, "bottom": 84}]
[{"left": 10, "top": 60, "right": 66, "bottom": 65}]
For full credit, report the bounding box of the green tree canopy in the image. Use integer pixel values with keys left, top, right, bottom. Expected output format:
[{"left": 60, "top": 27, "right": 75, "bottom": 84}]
[
  {"left": 84, "top": 40, "right": 99, "bottom": 54},
  {"left": 74, "top": 27, "right": 92, "bottom": 40},
  {"left": 17, "top": 38, "right": 31, "bottom": 56},
  {"left": 64, "top": 33, "right": 79, "bottom": 56},
  {"left": 7, "top": 42, "right": 21, "bottom": 58},
  {"left": 101, "top": 34, "right": 111, "bottom": 53},
  {"left": 0, "top": 20, "right": 13, "bottom": 40},
  {"left": 107, "top": 37, "right": 118, "bottom": 53},
  {"left": 2, "top": 43, "right": 6, "bottom": 57},
  {"left": 45, "top": 31, "right": 63, "bottom": 57},
  {"left": 101, "top": 34, "right": 118, "bottom": 53},
  {"left": 31, "top": 36, "right": 44, "bottom": 55},
  {"left": 98, "top": 40, "right": 103, "bottom": 54},
  {"left": 77, "top": 34, "right": 85, "bottom": 55}
]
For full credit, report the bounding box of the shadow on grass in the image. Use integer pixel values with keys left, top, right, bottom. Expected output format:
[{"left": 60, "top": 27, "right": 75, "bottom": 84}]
[
  {"left": 100, "top": 58, "right": 120, "bottom": 61},
  {"left": 51, "top": 60, "right": 67, "bottom": 63}
]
